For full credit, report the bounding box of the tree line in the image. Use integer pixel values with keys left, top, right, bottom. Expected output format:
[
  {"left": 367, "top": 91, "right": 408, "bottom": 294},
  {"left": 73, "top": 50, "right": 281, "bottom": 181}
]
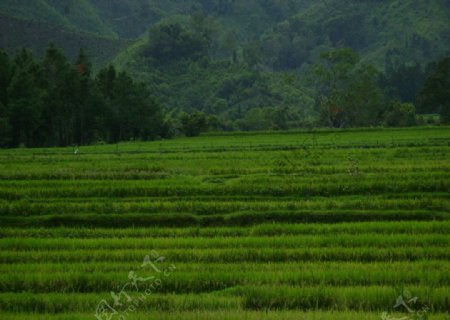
[
  {"left": 313, "top": 48, "right": 450, "bottom": 128},
  {"left": 0, "top": 44, "right": 168, "bottom": 148},
  {"left": 134, "top": 21, "right": 450, "bottom": 132},
  {"left": 0, "top": 41, "right": 449, "bottom": 148}
]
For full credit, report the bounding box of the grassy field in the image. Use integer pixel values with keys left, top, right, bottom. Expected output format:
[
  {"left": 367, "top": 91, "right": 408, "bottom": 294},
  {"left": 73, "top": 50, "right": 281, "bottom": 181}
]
[{"left": 0, "top": 127, "right": 449, "bottom": 319}]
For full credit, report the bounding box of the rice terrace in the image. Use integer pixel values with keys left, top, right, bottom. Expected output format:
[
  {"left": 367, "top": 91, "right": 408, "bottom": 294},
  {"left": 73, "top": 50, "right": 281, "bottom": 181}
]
[
  {"left": 0, "top": 127, "right": 449, "bottom": 320},
  {"left": 1, "top": 1, "right": 450, "bottom": 319}
]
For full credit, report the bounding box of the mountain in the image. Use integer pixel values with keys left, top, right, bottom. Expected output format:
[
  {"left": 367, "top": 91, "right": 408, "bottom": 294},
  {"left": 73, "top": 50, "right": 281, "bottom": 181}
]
[
  {"left": 0, "top": 14, "right": 129, "bottom": 66},
  {"left": 2, "top": 1, "right": 449, "bottom": 67},
  {"left": 0, "top": 0, "right": 157, "bottom": 65},
  {"left": 108, "top": 0, "right": 450, "bottom": 124},
  {"left": 1, "top": 0, "right": 449, "bottom": 128},
  {"left": 277, "top": 0, "right": 450, "bottom": 67}
]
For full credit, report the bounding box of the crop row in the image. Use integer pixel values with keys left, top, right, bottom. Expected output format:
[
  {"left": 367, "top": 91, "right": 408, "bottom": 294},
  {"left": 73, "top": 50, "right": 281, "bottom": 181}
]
[
  {"left": 0, "top": 261, "right": 445, "bottom": 274},
  {"left": 1, "top": 234, "right": 448, "bottom": 250},
  {"left": 0, "top": 174, "right": 448, "bottom": 200},
  {"left": 1, "top": 247, "right": 449, "bottom": 263},
  {"left": 0, "top": 263, "right": 448, "bottom": 293},
  {"left": 1, "top": 127, "right": 448, "bottom": 156},
  {"left": 0, "top": 286, "right": 448, "bottom": 312},
  {"left": 2, "top": 221, "right": 448, "bottom": 238},
  {"left": 0, "top": 144, "right": 447, "bottom": 167},
  {"left": 2, "top": 210, "right": 448, "bottom": 228},
  {"left": 1, "top": 194, "right": 448, "bottom": 216},
  {"left": 0, "top": 158, "right": 448, "bottom": 180}
]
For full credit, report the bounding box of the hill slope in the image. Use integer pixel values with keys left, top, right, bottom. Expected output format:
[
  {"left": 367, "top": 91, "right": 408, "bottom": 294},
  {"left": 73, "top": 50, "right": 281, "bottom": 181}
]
[
  {"left": 108, "top": 0, "right": 450, "bottom": 124},
  {"left": 2, "top": 0, "right": 449, "bottom": 67},
  {"left": 1, "top": 0, "right": 449, "bottom": 125},
  {"left": 0, "top": 14, "right": 129, "bottom": 66}
]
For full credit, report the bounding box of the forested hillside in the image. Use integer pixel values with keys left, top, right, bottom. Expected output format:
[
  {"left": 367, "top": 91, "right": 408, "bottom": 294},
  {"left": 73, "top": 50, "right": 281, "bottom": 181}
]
[
  {"left": 0, "top": 14, "right": 129, "bottom": 67},
  {"left": 1, "top": 0, "right": 449, "bottom": 139},
  {"left": 112, "top": 0, "right": 450, "bottom": 129},
  {"left": 2, "top": 0, "right": 449, "bottom": 65}
]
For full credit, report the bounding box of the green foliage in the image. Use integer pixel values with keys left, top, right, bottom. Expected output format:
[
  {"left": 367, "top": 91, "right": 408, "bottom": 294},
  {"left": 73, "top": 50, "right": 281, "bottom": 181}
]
[
  {"left": 379, "top": 63, "right": 425, "bottom": 105},
  {"left": 143, "top": 23, "right": 209, "bottom": 65},
  {"left": 0, "top": 2, "right": 449, "bottom": 140},
  {"left": 6, "top": 49, "right": 45, "bottom": 147},
  {"left": 0, "top": 104, "right": 11, "bottom": 147},
  {"left": 1, "top": 1, "right": 450, "bottom": 129},
  {"left": 418, "top": 57, "right": 450, "bottom": 123},
  {"left": 0, "top": 51, "right": 12, "bottom": 147},
  {"left": 383, "top": 102, "right": 417, "bottom": 127},
  {"left": 115, "top": 22, "right": 319, "bottom": 129},
  {"left": 102, "top": 1, "right": 450, "bottom": 130},
  {"left": 0, "top": 14, "right": 129, "bottom": 67},
  {"left": 313, "top": 48, "right": 384, "bottom": 128},
  {"left": 0, "top": 51, "right": 11, "bottom": 106},
  {"left": 1, "top": 0, "right": 450, "bottom": 68},
  {"left": 0, "top": 45, "right": 165, "bottom": 148},
  {"left": 180, "top": 111, "right": 209, "bottom": 137}
]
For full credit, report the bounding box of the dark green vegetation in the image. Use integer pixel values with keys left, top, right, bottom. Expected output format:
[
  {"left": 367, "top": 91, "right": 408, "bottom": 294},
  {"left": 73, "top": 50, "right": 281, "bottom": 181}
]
[
  {"left": 113, "top": 0, "right": 450, "bottom": 129},
  {"left": 2, "top": 0, "right": 449, "bottom": 63},
  {"left": 0, "top": 14, "right": 129, "bottom": 67},
  {"left": 0, "top": 45, "right": 167, "bottom": 148},
  {"left": 0, "top": 127, "right": 449, "bottom": 319},
  {"left": 1, "top": 0, "right": 450, "bottom": 132},
  {"left": 1, "top": 44, "right": 449, "bottom": 148},
  {"left": 418, "top": 57, "right": 450, "bottom": 123}
]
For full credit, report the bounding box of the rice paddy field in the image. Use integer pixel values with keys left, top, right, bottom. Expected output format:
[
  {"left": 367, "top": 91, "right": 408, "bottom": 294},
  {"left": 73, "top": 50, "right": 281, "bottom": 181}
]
[{"left": 0, "top": 126, "right": 449, "bottom": 320}]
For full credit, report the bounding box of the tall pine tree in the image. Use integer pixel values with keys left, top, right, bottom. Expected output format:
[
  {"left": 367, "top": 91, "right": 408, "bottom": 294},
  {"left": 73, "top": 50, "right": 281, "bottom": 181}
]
[{"left": 7, "top": 49, "right": 44, "bottom": 147}]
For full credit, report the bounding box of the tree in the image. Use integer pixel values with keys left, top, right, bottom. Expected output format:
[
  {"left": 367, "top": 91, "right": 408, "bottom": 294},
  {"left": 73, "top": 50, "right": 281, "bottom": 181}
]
[
  {"left": 7, "top": 49, "right": 44, "bottom": 147},
  {"left": 0, "top": 45, "right": 168, "bottom": 148},
  {"left": 73, "top": 49, "right": 93, "bottom": 144},
  {"left": 95, "top": 65, "right": 163, "bottom": 142},
  {"left": 96, "top": 64, "right": 117, "bottom": 101},
  {"left": 0, "top": 102, "right": 11, "bottom": 147},
  {"left": 144, "top": 24, "right": 209, "bottom": 65},
  {"left": 0, "top": 51, "right": 11, "bottom": 107},
  {"left": 180, "top": 111, "right": 208, "bottom": 137},
  {"left": 313, "top": 48, "right": 384, "bottom": 127},
  {"left": 243, "top": 41, "right": 262, "bottom": 69},
  {"left": 96, "top": 65, "right": 118, "bottom": 142},
  {"left": 238, "top": 108, "right": 271, "bottom": 131},
  {"left": 379, "top": 62, "right": 425, "bottom": 105},
  {"left": 0, "top": 51, "right": 12, "bottom": 147},
  {"left": 41, "top": 43, "right": 78, "bottom": 146},
  {"left": 383, "top": 102, "right": 417, "bottom": 127},
  {"left": 220, "top": 31, "right": 238, "bottom": 62},
  {"left": 418, "top": 57, "right": 450, "bottom": 123},
  {"left": 189, "top": 10, "right": 221, "bottom": 57},
  {"left": 115, "top": 72, "right": 162, "bottom": 141}
]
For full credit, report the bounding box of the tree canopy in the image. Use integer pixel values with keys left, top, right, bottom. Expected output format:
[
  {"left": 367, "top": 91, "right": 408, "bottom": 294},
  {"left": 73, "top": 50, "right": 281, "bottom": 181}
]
[{"left": 0, "top": 45, "right": 166, "bottom": 148}]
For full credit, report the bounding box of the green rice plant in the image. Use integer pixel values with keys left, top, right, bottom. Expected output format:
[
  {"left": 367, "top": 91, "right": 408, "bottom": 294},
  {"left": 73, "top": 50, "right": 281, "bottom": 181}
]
[{"left": 0, "top": 127, "right": 449, "bottom": 318}]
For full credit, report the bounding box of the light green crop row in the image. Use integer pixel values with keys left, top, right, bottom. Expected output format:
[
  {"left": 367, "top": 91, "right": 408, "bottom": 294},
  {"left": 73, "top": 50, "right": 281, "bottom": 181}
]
[
  {"left": 2, "top": 222, "right": 448, "bottom": 238},
  {"left": 1, "top": 247, "right": 449, "bottom": 263},
  {"left": 0, "top": 261, "right": 448, "bottom": 293},
  {"left": 1, "top": 234, "right": 448, "bottom": 250},
  {"left": 1, "top": 126, "right": 448, "bottom": 156}
]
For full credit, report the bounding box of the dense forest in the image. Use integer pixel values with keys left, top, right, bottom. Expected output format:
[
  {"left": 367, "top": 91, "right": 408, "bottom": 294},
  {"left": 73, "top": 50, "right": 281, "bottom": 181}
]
[
  {"left": 0, "top": 44, "right": 449, "bottom": 147},
  {"left": 0, "top": 45, "right": 169, "bottom": 148},
  {"left": 0, "top": 1, "right": 450, "bottom": 147}
]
